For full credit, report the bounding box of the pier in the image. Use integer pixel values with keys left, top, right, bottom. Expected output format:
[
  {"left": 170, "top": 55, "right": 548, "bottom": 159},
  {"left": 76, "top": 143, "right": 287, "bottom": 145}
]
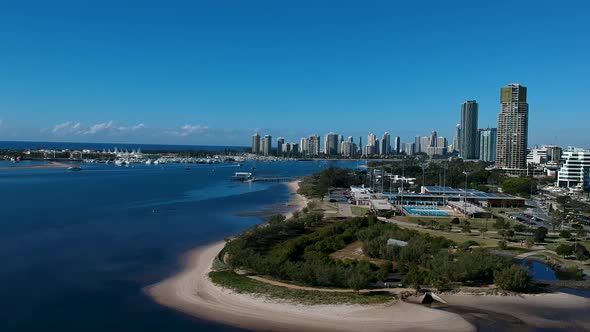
[{"left": 249, "top": 176, "right": 300, "bottom": 182}]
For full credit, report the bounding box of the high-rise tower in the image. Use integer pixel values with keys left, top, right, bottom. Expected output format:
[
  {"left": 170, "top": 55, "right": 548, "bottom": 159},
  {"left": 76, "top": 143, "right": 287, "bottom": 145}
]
[
  {"left": 496, "top": 84, "right": 528, "bottom": 170},
  {"left": 460, "top": 101, "right": 479, "bottom": 159},
  {"left": 252, "top": 133, "right": 261, "bottom": 154}
]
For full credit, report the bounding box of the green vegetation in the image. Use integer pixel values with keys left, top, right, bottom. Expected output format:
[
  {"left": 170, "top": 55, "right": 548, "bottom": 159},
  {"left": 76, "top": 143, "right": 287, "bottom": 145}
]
[
  {"left": 501, "top": 177, "right": 537, "bottom": 197},
  {"left": 494, "top": 265, "right": 531, "bottom": 292},
  {"left": 367, "top": 159, "right": 502, "bottom": 189},
  {"left": 297, "top": 167, "right": 364, "bottom": 198},
  {"left": 351, "top": 206, "right": 370, "bottom": 217},
  {"left": 209, "top": 271, "right": 392, "bottom": 305}
]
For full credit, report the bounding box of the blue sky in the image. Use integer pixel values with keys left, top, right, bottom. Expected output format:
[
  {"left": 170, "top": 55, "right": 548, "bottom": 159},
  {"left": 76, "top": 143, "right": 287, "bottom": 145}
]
[{"left": 0, "top": 0, "right": 589, "bottom": 147}]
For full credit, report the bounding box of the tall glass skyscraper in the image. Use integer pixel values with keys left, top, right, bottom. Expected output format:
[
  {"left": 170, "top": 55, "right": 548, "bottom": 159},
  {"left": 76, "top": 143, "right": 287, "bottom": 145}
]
[
  {"left": 479, "top": 128, "right": 497, "bottom": 162},
  {"left": 460, "top": 100, "right": 479, "bottom": 159},
  {"left": 496, "top": 84, "right": 528, "bottom": 170}
]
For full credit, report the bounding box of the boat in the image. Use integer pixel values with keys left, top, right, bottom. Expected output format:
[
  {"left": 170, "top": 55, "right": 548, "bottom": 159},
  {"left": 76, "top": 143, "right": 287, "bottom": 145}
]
[
  {"left": 68, "top": 166, "right": 82, "bottom": 171},
  {"left": 185, "top": 167, "right": 192, "bottom": 171},
  {"left": 231, "top": 172, "right": 252, "bottom": 181}
]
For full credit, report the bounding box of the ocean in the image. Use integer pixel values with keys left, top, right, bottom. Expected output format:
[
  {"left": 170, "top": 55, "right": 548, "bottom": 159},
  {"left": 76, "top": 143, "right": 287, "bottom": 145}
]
[{"left": 0, "top": 159, "right": 360, "bottom": 331}]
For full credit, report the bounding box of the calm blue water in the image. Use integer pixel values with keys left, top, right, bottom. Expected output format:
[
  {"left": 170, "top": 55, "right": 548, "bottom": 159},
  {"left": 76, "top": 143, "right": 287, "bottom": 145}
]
[
  {"left": 0, "top": 160, "right": 360, "bottom": 332},
  {"left": 0, "top": 140, "right": 247, "bottom": 152}
]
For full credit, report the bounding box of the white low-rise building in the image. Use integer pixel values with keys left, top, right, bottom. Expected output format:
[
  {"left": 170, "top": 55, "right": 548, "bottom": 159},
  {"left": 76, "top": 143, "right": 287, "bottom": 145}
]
[{"left": 557, "top": 147, "right": 590, "bottom": 189}]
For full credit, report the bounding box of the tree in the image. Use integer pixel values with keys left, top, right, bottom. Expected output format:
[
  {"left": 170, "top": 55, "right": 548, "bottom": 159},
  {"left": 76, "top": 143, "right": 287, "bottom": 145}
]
[
  {"left": 574, "top": 244, "right": 590, "bottom": 261},
  {"left": 451, "top": 217, "right": 460, "bottom": 225},
  {"left": 559, "top": 230, "right": 572, "bottom": 239},
  {"left": 534, "top": 227, "right": 548, "bottom": 243},
  {"left": 377, "top": 261, "right": 393, "bottom": 281},
  {"left": 403, "top": 266, "right": 429, "bottom": 289},
  {"left": 524, "top": 237, "right": 535, "bottom": 248},
  {"left": 494, "top": 265, "right": 531, "bottom": 291},
  {"left": 498, "top": 240, "right": 508, "bottom": 250},
  {"left": 461, "top": 224, "right": 471, "bottom": 233},
  {"left": 556, "top": 244, "right": 574, "bottom": 258},
  {"left": 494, "top": 218, "right": 509, "bottom": 229},
  {"left": 556, "top": 195, "right": 570, "bottom": 205},
  {"left": 501, "top": 177, "right": 538, "bottom": 197},
  {"left": 480, "top": 227, "right": 488, "bottom": 238}
]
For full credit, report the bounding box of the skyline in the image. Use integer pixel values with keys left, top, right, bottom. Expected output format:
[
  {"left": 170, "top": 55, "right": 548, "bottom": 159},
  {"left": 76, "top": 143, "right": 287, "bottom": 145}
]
[{"left": 1, "top": 1, "right": 589, "bottom": 147}]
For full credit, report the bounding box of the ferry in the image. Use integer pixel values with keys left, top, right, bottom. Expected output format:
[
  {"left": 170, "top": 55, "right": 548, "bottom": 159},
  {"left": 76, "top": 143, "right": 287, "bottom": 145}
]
[
  {"left": 231, "top": 172, "right": 252, "bottom": 181},
  {"left": 68, "top": 165, "right": 82, "bottom": 171}
]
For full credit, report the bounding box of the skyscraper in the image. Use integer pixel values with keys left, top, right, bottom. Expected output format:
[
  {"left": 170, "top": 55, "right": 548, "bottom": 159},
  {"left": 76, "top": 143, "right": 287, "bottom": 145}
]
[
  {"left": 452, "top": 124, "right": 461, "bottom": 153},
  {"left": 262, "top": 135, "right": 272, "bottom": 156},
  {"left": 380, "top": 132, "right": 391, "bottom": 156},
  {"left": 277, "top": 137, "right": 285, "bottom": 155},
  {"left": 429, "top": 131, "right": 437, "bottom": 148},
  {"left": 324, "top": 132, "right": 339, "bottom": 155},
  {"left": 393, "top": 136, "right": 401, "bottom": 154},
  {"left": 460, "top": 100, "right": 479, "bottom": 159},
  {"left": 479, "top": 128, "right": 497, "bottom": 162},
  {"left": 308, "top": 134, "right": 320, "bottom": 156},
  {"left": 414, "top": 136, "right": 421, "bottom": 154},
  {"left": 299, "top": 137, "right": 308, "bottom": 154},
  {"left": 251, "top": 133, "right": 261, "bottom": 154},
  {"left": 496, "top": 84, "right": 529, "bottom": 170}
]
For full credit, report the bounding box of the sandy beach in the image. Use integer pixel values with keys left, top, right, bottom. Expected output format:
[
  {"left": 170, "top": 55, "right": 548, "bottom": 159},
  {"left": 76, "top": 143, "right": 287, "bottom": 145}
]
[
  {"left": 147, "top": 181, "right": 590, "bottom": 331},
  {"left": 147, "top": 241, "right": 476, "bottom": 332},
  {"left": 0, "top": 161, "right": 71, "bottom": 170},
  {"left": 284, "top": 180, "right": 309, "bottom": 219}
]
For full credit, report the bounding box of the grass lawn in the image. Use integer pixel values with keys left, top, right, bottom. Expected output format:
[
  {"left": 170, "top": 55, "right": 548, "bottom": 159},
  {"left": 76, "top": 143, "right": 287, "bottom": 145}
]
[
  {"left": 209, "top": 271, "right": 392, "bottom": 305},
  {"left": 410, "top": 227, "right": 500, "bottom": 247},
  {"left": 329, "top": 241, "right": 388, "bottom": 265},
  {"left": 351, "top": 206, "right": 370, "bottom": 217}
]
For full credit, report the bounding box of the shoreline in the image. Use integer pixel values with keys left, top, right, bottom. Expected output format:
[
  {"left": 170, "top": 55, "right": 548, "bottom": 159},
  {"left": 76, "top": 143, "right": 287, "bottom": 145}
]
[
  {"left": 146, "top": 181, "right": 590, "bottom": 331},
  {"left": 0, "top": 161, "right": 71, "bottom": 170}
]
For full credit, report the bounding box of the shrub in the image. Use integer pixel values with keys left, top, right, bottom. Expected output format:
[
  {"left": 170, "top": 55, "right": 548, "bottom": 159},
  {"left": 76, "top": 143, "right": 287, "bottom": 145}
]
[
  {"left": 559, "top": 230, "right": 572, "bottom": 239},
  {"left": 498, "top": 240, "right": 508, "bottom": 250},
  {"left": 494, "top": 265, "right": 531, "bottom": 291},
  {"left": 555, "top": 244, "right": 574, "bottom": 257},
  {"left": 574, "top": 244, "right": 589, "bottom": 261}
]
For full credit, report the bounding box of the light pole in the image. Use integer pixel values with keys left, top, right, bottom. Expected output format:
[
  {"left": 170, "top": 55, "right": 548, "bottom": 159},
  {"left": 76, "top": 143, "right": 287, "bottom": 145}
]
[{"left": 463, "top": 171, "right": 469, "bottom": 218}]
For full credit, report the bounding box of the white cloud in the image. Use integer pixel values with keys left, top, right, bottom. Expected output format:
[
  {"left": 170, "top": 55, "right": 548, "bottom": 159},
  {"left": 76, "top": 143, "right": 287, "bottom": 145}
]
[
  {"left": 168, "top": 124, "right": 209, "bottom": 137},
  {"left": 84, "top": 121, "right": 115, "bottom": 135},
  {"left": 51, "top": 121, "right": 82, "bottom": 135},
  {"left": 49, "top": 120, "right": 147, "bottom": 136}
]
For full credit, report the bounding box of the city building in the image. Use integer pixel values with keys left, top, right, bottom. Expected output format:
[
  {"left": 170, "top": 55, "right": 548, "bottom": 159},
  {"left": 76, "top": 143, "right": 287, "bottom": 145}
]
[
  {"left": 324, "top": 132, "right": 339, "bottom": 155},
  {"left": 299, "top": 137, "right": 308, "bottom": 154},
  {"left": 414, "top": 136, "right": 420, "bottom": 154},
  {"left": 420, "top": 136, "right": 429, "bottom": 154},
  {"left": 452, "top": 124, "right": 461, "bottom": 153},
  {"left": 251, "top": 133, "right": 261, "bottom": 154},
  {"left": 393, "top": 136, "right": 401, "bottom": 154},
  {"left": 262, "top": 135, "right": 272, "bottom": 156},
  {"left": 460, "top": 100, "right": 479, "bottom": 159},
  {"left": 429, "top": 131, "right": 437, "bottom": 148},
  {"left": 308, "top": 134, "right": 320, "bottom": 156},
  {"left": 403, "top": 143, "right": 415, "bottom": 156},
  {"left": 341, "top": 141, "right": 354, "bottom": 157},
  {"left": 527, "top": 145, "right": 547, "bottom": 165},
  {"left": 496, "top": 84, "right": 529, "bottom": 170},
  {"left": 557, "top": 147, "right": 590, "bottom": 189},
  {"left": 545, "top": 145, "right": 563, "bottom": 163},
  {"left": 380, "top": 132, "right": 391, "bottom": 156},
  {"left": 479, "top": 128, "right": 497, "bottom": 162},
  {"left": 277, "top": 137, "right": 285, "bottom": 154}
]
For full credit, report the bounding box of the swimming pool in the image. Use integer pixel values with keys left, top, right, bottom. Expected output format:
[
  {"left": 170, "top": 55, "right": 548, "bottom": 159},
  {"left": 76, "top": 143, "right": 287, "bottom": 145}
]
[{"left": 403, "top": 206, "right": 448, "bottom": 216}]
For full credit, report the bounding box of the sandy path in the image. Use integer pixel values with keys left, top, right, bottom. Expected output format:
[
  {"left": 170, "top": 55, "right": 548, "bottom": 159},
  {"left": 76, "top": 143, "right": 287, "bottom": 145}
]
[{"left": 146, "top": 241, "right": 475, "bottom": 332}]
